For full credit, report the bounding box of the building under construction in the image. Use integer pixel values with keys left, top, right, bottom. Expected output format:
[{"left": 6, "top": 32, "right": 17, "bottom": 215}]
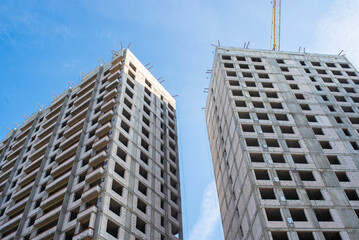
[
  {"left": 206, "top": 47, "right": 359, "bottom": 240},
  {"left": 0, "top": 49, "right": 183, "bottom": 240}
]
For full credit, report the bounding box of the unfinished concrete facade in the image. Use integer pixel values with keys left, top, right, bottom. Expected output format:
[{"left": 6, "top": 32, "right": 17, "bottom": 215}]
[
  {"left": 205, "top": 47, "right": 359, "bottom": 240},
  {"left": 0, "top": 49, "right": 183, "bottom": 240}
]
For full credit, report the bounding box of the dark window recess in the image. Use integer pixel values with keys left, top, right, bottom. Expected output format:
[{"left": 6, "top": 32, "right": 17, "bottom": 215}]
[
  {"left": 265, "top": 208, "right": 282, "bottom": 221},
  {"left": 280, "top": 126, "right": 294, "bottom": 134},
  {"left": 271, "top": 154, "right": 285, "bottom": 163},
  {"left": 336, "top": 172, "right": 350, "bottom": 182},
  {"left": 266, "top": 92, "right": 278, "bottom": 98},
  {"left": 327, "top": 155, "right": 340, "bottom": 165},
  {"left": 323, "top": 232, "right": 342, "bottom": 240},
  {"left": 224, "top": 63, "right": 234, "bottom": 68},
  {"left": 222, "top": 55, "right": 231, "bottom": 60},
  {"left": 276, "top": 170, "right": 292, "bottom": 180},
  {"left": 345, "top": 189, "right": 359, "bottom": 200},
  {"left": 289, "top": 209, "right": 307, "bottom": 221},
  {"left": 237, "top": 56, "right": 246, "bottom": 61},
  {"left": 119, "top": 134, "right": 129, "bottom": 147},
  {"left": 259, "top": 188, "right": 276, "bottom": 199},
  {"left": 232, "top": 90, "right": 243, "bottom": 97},
  {"left": 300, "top": 104, "right": 310, "bottom": 110},
  {"left": 314, "top": 209, "right": 333, "bottom": 221},
  {"left": 261, "top": 125, "right": 274, "bottom": 133},
  {"left": 283, "top": 189, "right": 299, "bottom": 200},
  {"left": 253, "top": 101, "right": 264, "bottom": 108},
  {"left": 117, "top": 147, "right": 127, "bottom": 161},
  {"left": 297, "top": 232, "right": 314, "bottom": 240},
  {"left": 270, "top": 102, "right": 283, "bottom": 109},
  {"left": 245, "top": 138, "right": 259, "bottom": 147},
  {"left": 292, "top": 154, "right": 307, "bottom": 164},
  {"left": 138, "top": 182, "right": 148, "bottom": 196},
  {"left": 106, "top": 220, "right": 119, "bottom": 238},
  {"left": 249, "top": 91, "right": 260, "bottom": 97},
  {"left": 306, "top": 115, "right": 317, "bottom": 122},
  {"left": 295, "top": 94, "right": 305, "bottom": 100},
  {"left": 320, "top": 141, "right": 332, "bottom": 149},
  {"left": 229, "top": 80, "right": 240, "bottom": 86},
  {"left": 275, "top": 114, "right": 288, "bottom": 121},
  {"left": 257, "top": 113, "right": 269, "bottom": 120},
  {"left": 251, "top": 57, "right": 261, "bottom": 62},
  {"left": 109, "top": 199, "right": 121, "bottom": 216},
  {"left": 112, "top": 180, "right": 123, "bottom": 196},
  {"left": 250, "top": 153, "right": 264, "bottom": 162},
  {"left": 306, "top": 189, "right": 324, "bottom": 200},
  {"left": 227, "top": 71, "right": 237, "bottom": 77},
  {"left": 266, "top": 139, "right": 280, "bottom": 147},
  {"left": 235, "top": 101, "right": 247, "bottom": 107},
  {"left": 239, "top": 64, "right": 249, "bottom": 69},
  {"left": 136, "top": 217, "right": 146, "bottom": 234},
  {"left": 115, "top": 162, "right": 125, "bottom": 178},
  {"left": 312, "top": 128, "right": 324, "bottom": 135},
  {"left": 299, "top": 171, "right": 315, "bottom": 181},
  {"left": 242, "top": 125, "right": 255, "bottom": 132},
  {"left": 351, "top": 141, "right": 359, "bottom": 150},
  {"left": 272, "top": 232, "right": 288, "bottom": 240},
  {"left": 137, "top": 198, "right": 147, "bottom": 214},
  {"left": 262, "top": 82, "right": 273, "bottom": 88},
  {"left": 254, "top": 170, "right": 270, "bottom": 180},
  {"left": 238, "top": 112, "right": 251, "bottom": 119},
  {"left": 286, "top": 140, "right": 301, "bottom": 148}
]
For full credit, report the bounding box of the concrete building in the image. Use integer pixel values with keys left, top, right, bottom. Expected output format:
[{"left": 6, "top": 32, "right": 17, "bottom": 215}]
[
  {"left": 0, "top": 49, "right": 182, "bottom": 240},
  {"left": 205, "top": 47, "right": 359, "bottom": 240}
]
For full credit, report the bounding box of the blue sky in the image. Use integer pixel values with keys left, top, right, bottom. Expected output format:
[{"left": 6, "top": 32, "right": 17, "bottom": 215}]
[{"left": 1, "top": 1, "right": 359, "bottom": 239}]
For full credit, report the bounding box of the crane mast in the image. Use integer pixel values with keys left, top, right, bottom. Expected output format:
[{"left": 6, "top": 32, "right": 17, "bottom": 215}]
[{"left": 270, "top": 0, "right": 281, "bottom": 51}]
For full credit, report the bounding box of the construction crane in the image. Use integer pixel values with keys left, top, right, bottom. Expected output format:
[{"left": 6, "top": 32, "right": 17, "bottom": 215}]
[{"left": 270, "top": 0, "right": 281, "bottom": 51}]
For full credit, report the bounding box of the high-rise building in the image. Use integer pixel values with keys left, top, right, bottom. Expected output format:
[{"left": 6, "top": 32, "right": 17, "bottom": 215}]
[
  {"left": 0, "top": 49, "right": 182, "bottom": 240},
  {"left": 205, "top": 47, "right": 359, "bottom": 240}
]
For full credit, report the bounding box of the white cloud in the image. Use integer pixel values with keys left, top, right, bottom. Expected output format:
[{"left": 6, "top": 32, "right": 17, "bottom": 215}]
[
  {"left": 188, "top": 181, "right": 221, "bottom": 240},
  {"left": 314, "top": 0, "right": 359, "bottom": 68}
]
